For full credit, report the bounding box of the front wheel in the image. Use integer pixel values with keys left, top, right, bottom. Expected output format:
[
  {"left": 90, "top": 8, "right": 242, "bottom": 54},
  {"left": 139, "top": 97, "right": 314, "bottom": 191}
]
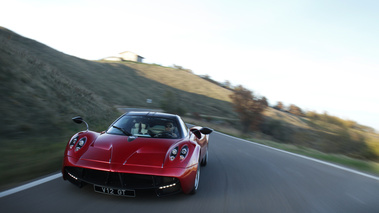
[
  {"left": 201, "top": 149, "right": 208, "bottom": 166},
  {"left": 190, "top": 162, "right": 200, "bottom": 194}
]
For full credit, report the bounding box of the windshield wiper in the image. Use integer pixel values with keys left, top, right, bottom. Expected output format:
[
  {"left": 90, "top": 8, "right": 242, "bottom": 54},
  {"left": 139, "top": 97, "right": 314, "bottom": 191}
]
[{"left": 112, "top": 125, "right": 132, "bottom": 136}]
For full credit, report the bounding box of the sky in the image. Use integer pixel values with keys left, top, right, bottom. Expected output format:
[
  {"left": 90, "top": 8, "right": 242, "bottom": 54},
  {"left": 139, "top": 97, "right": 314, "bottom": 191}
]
[{"left": 1, "top": 0, "right": 379, "bottom": 130}]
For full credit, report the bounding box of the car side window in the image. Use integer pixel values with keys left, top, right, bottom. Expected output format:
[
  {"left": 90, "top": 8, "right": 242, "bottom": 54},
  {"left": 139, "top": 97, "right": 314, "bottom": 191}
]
[{"left": 177, "top": 117, "right": 189, "bottom": 137}]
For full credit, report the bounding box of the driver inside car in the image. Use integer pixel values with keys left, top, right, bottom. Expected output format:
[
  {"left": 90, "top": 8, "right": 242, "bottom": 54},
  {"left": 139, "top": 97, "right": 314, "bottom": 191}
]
[{"left": 164, "top": 122, "right": 177, "bottom": 138}]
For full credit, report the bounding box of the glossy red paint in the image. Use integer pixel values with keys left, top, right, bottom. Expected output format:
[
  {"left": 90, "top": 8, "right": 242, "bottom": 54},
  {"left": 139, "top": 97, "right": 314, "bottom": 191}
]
[{"left": 62, "top": 112, "right": 212, "bottom": 196}]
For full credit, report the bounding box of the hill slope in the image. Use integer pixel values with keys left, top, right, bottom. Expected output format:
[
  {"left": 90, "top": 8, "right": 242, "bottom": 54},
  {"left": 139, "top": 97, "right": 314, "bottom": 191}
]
[
  {"left": 2, "top": 26, "right": 379, "bottom": 190},
  {"left": 0, "top": 27, "right": 118, "bottom": 137},
  {"left": 0, "top": 26, "right": 239, "bottom": 188},
  {"left": 0, "top": 27, "right": 235, "bottom": 138}
]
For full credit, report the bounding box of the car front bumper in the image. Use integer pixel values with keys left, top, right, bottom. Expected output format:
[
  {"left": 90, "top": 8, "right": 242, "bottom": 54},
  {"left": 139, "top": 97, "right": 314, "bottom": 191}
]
[{"left": 62, "top": 156, "right": 197, "bottom": 196}]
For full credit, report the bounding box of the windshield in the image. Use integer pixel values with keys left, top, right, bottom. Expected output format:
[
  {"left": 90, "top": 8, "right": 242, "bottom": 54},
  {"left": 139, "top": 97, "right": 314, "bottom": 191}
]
[{"left": 107, "top": 115, "right": 181, "bottom": 139}]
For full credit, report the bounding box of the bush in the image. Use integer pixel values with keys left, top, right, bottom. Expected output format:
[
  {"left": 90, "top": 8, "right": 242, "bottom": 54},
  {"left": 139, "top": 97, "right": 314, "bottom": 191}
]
[
  {"left": 260, "top": 119, "right": 292, "bottom": 142},
  {"left": 160, "top": 90, "right": 187, "bottom": 116}
]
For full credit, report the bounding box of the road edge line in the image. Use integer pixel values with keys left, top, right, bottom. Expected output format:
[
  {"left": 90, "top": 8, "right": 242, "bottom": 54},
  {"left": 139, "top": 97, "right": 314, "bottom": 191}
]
[
  {"left": 217, "top": 131, "right": 379, "bottom": 181},
  {"left": 2, "top": 130, "right": 378, "bottom": 198},
  {"left": 0, "top": 173, "right": 62, "bottom": 198}
]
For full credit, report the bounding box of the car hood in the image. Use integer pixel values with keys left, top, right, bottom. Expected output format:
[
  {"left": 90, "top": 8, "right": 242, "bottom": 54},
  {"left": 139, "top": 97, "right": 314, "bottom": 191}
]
[{"left": 79, "top": 133, "right": 179, "bottom": 168}]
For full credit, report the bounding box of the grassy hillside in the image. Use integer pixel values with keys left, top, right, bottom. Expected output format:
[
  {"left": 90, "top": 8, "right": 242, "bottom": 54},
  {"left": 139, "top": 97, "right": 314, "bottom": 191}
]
[
  {"left": 260, "top": 108, "right": 379, "bottom": 160},
  {"left": 0, "top": 26, "right": 236, "bottom": 136},
  {"left": 0, "top": 27, "right": 235, "bottom": 189},
  {"left": 0, "top": 27, "right": 120, "bottom": 188},
  {"left": 122, "top": 62, "right": 232, "bottom": 102},
  {"left": 1, "top": 26, "right": 379, "bottom": 190}
]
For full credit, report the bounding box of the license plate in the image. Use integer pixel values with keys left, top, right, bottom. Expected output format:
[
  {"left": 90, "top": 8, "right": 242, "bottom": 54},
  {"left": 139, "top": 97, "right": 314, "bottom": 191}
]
[{"left": 94, "top": 185, "right": 135, "bottom": 197}]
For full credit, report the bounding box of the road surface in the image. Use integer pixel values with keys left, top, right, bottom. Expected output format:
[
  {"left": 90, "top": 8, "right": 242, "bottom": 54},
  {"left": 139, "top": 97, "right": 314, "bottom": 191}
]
[{"left": 1, "top": 131, "right": 379, "bottom": 213}]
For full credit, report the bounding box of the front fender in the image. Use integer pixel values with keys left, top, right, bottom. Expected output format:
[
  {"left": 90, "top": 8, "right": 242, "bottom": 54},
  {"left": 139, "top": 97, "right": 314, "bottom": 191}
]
[{"left": 65, "top": 131, "right": 100, "bottom": 156}]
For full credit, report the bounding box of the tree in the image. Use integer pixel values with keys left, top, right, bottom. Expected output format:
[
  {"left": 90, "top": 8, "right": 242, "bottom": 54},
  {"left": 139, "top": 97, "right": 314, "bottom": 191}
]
[
  {"left": 229, "top": 85, "right": 267, "bottom": 132},
  {"left": 261, "top": 96, "right": 269, "bottom": 107},
  {"left": 274, "top": 101, "right": 284, "bottom": 111},
  {"left": 172, "top": 64, "right": 183, "bottom": 69},
  {"left": 222, "top": 80, "right": 232, "bottom": 90},
  {"left": 288, "top": 104, "right": 304, "bottom": 116}
]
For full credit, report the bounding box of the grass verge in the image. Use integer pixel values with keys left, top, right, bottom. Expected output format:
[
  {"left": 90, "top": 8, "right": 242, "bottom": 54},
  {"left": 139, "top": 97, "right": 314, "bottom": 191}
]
[
  {"left": 251, "top": 138, "right": 379, "bottom": 177},
  {"left": 1, "top": 117, "right": 378, "bottom": 192},
  {"left": 184, "top": 117, "right": 379, "bottom": 177},
  {"left": 0, "top": 136, "right": 67, "bottom": 191}
]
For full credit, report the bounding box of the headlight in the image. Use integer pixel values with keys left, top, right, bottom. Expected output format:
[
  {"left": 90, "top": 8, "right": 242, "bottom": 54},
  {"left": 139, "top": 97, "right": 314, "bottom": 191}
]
[
  {"left": 180, "top": 146, "right": 189, "bottom": 160},
  {"left": 75, "top": 138, "right": 87, "bottom": 151},
  {"left": 69, "top": 136, "right": 78, "bottom": 149},
  {"left": 170, "top": 147, "right": 178, "bottom": 161}
]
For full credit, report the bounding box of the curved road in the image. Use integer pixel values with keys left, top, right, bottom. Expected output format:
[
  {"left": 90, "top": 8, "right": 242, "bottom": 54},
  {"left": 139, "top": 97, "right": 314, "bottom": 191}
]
[{"left": 2, "top": 131, "right": 379, "bottom": 213}]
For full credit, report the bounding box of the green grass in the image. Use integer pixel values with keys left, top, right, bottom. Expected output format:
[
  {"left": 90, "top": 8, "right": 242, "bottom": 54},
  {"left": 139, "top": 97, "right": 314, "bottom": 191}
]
[
  {"left": 0, "top": 137, "right": 66, "bottom": 190},
  {"left": 1, "top": 26, "right": 379, "bottom": 191},
  {"left": 123, "top": 61, "right": 233, "bottom": 102},
  {"left": 0, "top": 26, "right": 236, "bottom": 190},
  {"left": 185, "top": 117, "right": 379, "bottom": 177},
  {"left": 252, "top": 139, "right": 379, "bottom": 176}
]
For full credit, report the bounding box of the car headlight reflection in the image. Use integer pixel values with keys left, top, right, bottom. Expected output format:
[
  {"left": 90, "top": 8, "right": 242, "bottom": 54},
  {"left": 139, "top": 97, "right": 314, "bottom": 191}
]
[
  {"left": 170, "top": 147, "right": 178, "bottom": 161},
  {"left": 75, "top": 138, "right": 87, "bottom": 151},
  {"left": 170, "top": 145, "right": 189, "bottom": 161},
  {"left": 180, "top": 146, "right": 189, "bottom": 160},
  {"left": 69, "top": 137, "right": 78, "bottom": 149}
]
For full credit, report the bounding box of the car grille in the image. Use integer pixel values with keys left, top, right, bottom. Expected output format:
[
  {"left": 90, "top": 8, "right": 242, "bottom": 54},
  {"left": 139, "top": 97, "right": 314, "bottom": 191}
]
[{"left": 64, "top": 166, "right": 179, "bottom": 190}]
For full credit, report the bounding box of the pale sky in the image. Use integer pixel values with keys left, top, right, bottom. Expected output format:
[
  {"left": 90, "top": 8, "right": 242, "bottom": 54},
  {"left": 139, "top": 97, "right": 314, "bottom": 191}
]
[{"left": 1, "top": 0, "right": 378, "bottom": 130}]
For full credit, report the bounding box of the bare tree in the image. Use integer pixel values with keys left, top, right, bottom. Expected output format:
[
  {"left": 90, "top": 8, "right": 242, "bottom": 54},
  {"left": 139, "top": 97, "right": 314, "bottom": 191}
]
[
  {"left": 274, "top": 101, "right": 284, "bottom": 111},
  {"left": 229, "top": 85, "right": 267, "bottom": 132},
  {"left": 288, "top": 104, "right": 304, "bottom": 116}
]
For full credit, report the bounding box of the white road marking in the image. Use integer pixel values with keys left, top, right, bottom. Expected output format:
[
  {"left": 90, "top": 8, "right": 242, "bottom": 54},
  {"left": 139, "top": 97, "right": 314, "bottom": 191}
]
[
  {"left": 2, "top": 130, "right": 378, "bottom": 198},
  {"left": 217, "top": 131, "right": 379, "bottom": 181},
  {"left": 347, "top": 193, "right": 366, "bottom": 205},
  {"left": 0, "top": 173, "right": 62, "bottom": 198}
]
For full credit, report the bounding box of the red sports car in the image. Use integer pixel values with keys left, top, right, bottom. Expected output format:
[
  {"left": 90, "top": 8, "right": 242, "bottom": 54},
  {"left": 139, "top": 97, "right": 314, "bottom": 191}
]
[{"left": 62, "top": 111, "right": 212, "bottom": 197}]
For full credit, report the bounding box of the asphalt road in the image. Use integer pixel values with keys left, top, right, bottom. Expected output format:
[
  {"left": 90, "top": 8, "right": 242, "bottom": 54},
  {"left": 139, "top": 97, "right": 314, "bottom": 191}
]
[{"left": 2, "top": 131, "right": 379, "bottom": 213}]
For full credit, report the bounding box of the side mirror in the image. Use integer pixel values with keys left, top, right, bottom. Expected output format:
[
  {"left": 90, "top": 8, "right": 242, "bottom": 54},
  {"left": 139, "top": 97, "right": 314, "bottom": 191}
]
[
  {"left": 190, "top": 129, "right": 202, "bottom": 139},
  {"left": 200, "top": 127, "right": 213, "bottom": 135},
  {"left": 72, "top": 116, "right": 89, "bottom": 131},
  {"left": 72, "top": 116, "right": 83, "bottom": 124}
]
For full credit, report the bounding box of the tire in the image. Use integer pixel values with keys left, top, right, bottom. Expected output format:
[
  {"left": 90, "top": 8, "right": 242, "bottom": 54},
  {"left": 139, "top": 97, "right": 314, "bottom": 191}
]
[
  {"left": 201, "top": 149, "right": 208, "bottom": 166},
  {"left": 190, "top": 161, "right": 201, "bottom": 194}
]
